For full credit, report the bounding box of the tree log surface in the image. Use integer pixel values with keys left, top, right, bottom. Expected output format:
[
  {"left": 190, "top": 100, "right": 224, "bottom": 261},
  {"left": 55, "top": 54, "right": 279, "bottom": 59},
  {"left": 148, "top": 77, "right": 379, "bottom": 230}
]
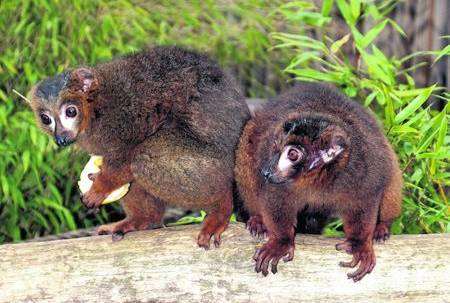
[{"left": 0, "top": 224, "right": 449, "bottom": 303}]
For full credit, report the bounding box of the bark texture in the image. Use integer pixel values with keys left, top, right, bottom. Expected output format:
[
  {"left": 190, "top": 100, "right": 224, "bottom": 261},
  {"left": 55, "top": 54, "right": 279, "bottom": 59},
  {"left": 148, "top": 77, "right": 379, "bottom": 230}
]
[{"left": 0, "top": 224, "right": 449, "bottom": 303}]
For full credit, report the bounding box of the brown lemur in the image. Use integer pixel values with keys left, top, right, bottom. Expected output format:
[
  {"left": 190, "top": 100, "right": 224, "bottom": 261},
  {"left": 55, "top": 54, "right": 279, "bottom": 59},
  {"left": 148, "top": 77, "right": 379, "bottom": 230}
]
[
  {"left": 235, "top": 83, "right": 403, "bottom": 281},
  {"left": 29, "top": 46, "right": 250, "bottom": 248}
]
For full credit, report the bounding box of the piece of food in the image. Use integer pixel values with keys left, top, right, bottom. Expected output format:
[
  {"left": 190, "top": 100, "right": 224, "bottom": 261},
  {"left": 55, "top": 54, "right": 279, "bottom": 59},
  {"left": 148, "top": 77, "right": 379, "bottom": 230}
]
[{"left": 78, "top": 155, "right": 130, "bottom": 204}]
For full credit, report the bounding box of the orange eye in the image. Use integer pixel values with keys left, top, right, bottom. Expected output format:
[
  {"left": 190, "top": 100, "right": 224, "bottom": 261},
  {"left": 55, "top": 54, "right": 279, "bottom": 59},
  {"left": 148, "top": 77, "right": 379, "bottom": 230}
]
[
  {"left": 66, "top": 106, "right": 77, "bottom": 118},
  {"left": 40, "top": 113, "right": 51, "bottom": 125},
  {"left": 287, "top": 148, "right": 300, "bottom": 162}
]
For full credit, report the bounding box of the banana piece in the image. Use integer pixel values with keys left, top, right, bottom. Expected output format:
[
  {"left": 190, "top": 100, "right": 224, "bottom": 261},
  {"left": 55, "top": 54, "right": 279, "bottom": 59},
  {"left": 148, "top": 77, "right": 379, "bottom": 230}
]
[{"left": 78, "top": 155, "right": 130, "bottom": 204}]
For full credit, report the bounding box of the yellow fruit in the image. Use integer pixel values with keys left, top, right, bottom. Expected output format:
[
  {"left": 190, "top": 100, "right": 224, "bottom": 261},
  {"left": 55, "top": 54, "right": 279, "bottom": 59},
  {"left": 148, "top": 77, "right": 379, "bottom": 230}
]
[{"left": 78, "top": 155, "right": 130, "bottom": 204}]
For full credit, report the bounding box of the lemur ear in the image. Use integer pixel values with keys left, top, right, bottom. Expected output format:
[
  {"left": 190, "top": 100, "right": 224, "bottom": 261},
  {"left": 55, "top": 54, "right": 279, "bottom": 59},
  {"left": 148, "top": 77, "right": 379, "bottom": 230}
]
[
  {"left": 307, "top": 127, "right": 348, "bottom": 171},
  {"left": 283, "top": 121, "right": 298, "bottom": 134},
  {"left": 70, "top": 68, "right": 99, "bottom": 95}
]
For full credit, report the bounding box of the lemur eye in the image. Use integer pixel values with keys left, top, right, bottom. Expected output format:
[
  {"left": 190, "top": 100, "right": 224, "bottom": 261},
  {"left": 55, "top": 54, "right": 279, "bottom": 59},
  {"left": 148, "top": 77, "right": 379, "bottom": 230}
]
[
  {"left": 40, "top": 113, "right": 52, "bottom": 125},
  {"left": 66, "top": 106, "right": 77, "bottom": 118},
  {"left": 287, "top": 148, "right": 300, "bottom": 162}
]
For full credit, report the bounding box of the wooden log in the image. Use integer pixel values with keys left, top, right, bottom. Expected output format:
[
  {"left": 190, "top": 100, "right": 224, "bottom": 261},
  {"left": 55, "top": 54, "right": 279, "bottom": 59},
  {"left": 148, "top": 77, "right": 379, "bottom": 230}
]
[{"left": 0, "top": 224, "right": 449, "bottom": 303}]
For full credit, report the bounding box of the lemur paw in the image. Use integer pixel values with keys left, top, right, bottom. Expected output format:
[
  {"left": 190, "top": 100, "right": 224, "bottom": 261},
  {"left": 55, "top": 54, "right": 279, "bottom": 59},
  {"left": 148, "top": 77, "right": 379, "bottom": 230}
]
[
  {"left": 81, "top": 188, "right": 107, "bottom": 209},
  {"left": 373, "top": 223, "right": 391, "bottom": 243},
  {"left": 197, "top": 229, "right": 223, "bottom": 250},
  {"left": 335, "top": 240, "right": 354, "bottom": 254},
  {"left": 97, "top": 219, "right": 144, "bottom": 242},
  {"left": 339, "top": 244, "right": 376, "bottom": 282},
  {"left": 246, "top": 215, "right": 267, "bottom": 239},
  {"left": 253, "top": 238, "right": 294, "bottom": 276}
]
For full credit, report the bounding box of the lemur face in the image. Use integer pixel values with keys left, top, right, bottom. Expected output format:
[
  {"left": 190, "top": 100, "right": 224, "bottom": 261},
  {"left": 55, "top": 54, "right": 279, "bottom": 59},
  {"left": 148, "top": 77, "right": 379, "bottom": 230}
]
[
  {"left": 261, "top": 116, "right": 347, "bottom": 185},
  {"left": 30, "top": 68, "right": 98, "bottom": 147}
]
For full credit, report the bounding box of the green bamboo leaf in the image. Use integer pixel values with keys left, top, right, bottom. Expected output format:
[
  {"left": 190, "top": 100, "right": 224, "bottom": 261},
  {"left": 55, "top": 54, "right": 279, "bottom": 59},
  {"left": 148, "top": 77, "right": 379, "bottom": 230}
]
[
  {"left": 350, "top": 0, "right": 361, "bottom": 20},
  {"left": 336, "top": 0, "right": 355, "bottom": 25},
  {"left": 360, "top": 20, "right": 388, "bottom": 48},
  {"left": 1, "top": 175, "right": 10, "bottom": 198},
  {"left": 389, "top": 125, "right": 418, "bottom": 134},
  {"left": 331, "top": 34, "right": 350, "bottom": 53},
  {"left": 367, "top": 4, "right": 381, "bottom": 20},
  {"left": 416, "top": 127, "right": 440, "bottom": 154},
  {"left": 416, "top": 151, "right": 450, "bottom": 160},
  {"left": 284, "top": 51, "right": 321, "bottom": 70},
  {"left": 31, "top": 209, "right": 50, "bottom": 230},
  {"left": 395, "top": 88, "right": 429, "bottom": 98},
  {"left": 321, "top": 0, "right": 334, "bottom": 17},
  {"left": 433, "top": 44, "right": 450, "bottom": 63},
  {"left": 350, "top": 25, "right": 364, "bottom": 46},
  {"left": 11, "top": 187, "right": 25, "bottom": 209},
  {"left": 288, "top": 68, "right": 339, "bottom": 82},
  {"left": 364, "top": 91, "right": 377, "bottom": 107},
  {"left": 394, "top": 85, "right": 435, "bottom": 124},
  {"left": 22, "top": 150, "right": 30, "bottom": 173},
  {"left": 388, "top": 19, "right": 406, "bottom": 37},
  {"left": 436, "top": 107, "right": 448, "bottom": 150}
]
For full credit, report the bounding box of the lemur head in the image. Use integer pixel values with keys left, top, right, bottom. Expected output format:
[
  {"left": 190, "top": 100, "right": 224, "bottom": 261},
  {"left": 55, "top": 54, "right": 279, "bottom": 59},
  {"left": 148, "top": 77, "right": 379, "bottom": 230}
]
[
  {"left": 29, "top": 68, "right": 99, "bottom": 147},
  {"left": 261, "top": 114, "right": 349, "bottom": 184}
]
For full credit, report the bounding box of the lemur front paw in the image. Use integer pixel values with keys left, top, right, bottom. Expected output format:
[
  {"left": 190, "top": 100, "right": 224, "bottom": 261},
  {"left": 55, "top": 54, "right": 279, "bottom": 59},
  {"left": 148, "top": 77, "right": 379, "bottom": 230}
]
[
  {"left": 253, "top": 238, "right": 295, "bottom": 276},
  {"left": 246, "top": 215, "right": 267, "bottom": 239},
  {"left": 81, "top": 187, "right": 108, "bottom": 209},
  {"left": 97, "top": 219, "right": 141, "bottom": 241},
  {"left": 338, "top": 242, "right": 376, "bottom": 282},
  {"left": 373, "top": 222, "right": 391, "bottom": 243},
  {"left": 81, "top": 173, "right": 109, "bottom": 209}
]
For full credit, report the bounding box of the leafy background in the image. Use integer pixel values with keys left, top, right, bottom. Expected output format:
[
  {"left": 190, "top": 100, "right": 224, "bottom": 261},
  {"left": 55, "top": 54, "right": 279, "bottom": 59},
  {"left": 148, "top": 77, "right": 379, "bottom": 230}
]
[{"left": 0, "top": 0, "right": 448, "bottom": 243}]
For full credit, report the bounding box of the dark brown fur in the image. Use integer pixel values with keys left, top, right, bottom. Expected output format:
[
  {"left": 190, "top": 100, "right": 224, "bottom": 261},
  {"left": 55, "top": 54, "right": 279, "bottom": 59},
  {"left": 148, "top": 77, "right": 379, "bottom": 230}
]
[
  {"left": 30, "top": 46, "right": 250, "bottom": 248},
  {"left": 235, "top": 83, "right": 402, "bottom": 281}
]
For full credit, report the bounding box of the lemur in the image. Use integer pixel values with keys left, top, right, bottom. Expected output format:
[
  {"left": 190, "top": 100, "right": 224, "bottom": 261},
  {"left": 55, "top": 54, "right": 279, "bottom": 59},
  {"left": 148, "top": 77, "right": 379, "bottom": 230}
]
[
  {"left": 235, "top": 83, "right": 403, "bottom": 281},
  {"left": 29, "top": 46, "right": 250, "bottom": 249}
]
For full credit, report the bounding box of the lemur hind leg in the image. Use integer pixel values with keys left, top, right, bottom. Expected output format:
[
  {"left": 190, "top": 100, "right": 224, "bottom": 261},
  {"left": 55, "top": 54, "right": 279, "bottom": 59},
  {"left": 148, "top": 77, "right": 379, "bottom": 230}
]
[
  {"left": 246, "top": 215, "right": 267, "bottom": 238},
  {"left": 374, "top": 163, "right": 403, "bottom": 242},
  {"left": 336, "top": 204, "right": 378, "bottom": 282},
  {"left": 97, "top": 182, "right": 165, "bottom": 241},
  {"left": 197, "top": 189, "right": 233, "bottom": 249},
  {"left": 131, "top": 129, "right": 235, "bottom": 249},
  {"left": 254, "top": 203, "right": 297, "bottom": 276}
]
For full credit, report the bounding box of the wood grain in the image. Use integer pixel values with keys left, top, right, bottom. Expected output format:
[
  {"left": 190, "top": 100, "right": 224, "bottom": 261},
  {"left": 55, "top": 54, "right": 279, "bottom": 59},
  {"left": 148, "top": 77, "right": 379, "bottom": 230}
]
[{"left": 0, "top": 224, "right": 449, "bottom": 303}]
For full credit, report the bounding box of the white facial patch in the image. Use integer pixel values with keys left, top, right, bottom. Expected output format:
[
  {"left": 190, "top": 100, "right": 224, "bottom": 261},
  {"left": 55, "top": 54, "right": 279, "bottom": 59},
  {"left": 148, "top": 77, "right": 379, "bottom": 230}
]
[
  {"left": 277, "top": 145, "right": 297, "bottom": 172},
  {"left": 48, "top": 116, "right": 56, "bottom": 133},
  {"left": 59, "top": 105, "right": 78, "bottom": 131}
]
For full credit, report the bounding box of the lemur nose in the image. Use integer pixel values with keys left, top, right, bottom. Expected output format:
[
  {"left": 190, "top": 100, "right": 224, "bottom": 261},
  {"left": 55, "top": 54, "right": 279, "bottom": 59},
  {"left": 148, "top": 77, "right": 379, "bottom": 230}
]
[
  {"left": 262, "top": 170, "right": 271, "bottom": 180},
  {"left": 55, "top": 135, "right": 68, "bottom": 147}
]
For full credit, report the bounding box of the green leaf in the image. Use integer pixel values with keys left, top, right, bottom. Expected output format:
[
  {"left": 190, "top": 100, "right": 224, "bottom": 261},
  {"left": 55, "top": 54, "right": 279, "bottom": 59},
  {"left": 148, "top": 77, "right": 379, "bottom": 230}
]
[
  {"left": 22, "top": 150, "right": 30, "bottom": 173},
  {"left": 416, "top": 151, "right": 450, "bottom": 160},
  {"left": 394, "top": 85, "right": 435, "bottom": 124},
  {"left": 436, "top": 106, "right": 448, "bottom": 150},
  {"left": 364, "top": 91, "right": 377, "bottom": 107},
  {"left": 410, "top": 168, "right": 423, "bottom": 183},
  {"left": 388, "top": 19, "right": 406, "bottom": 37},
  {"left": 416, "top": 127, "right": 440, "bottom": 154},
  {"left": 433, "top": 44, "right": 450, "bottom": 63},
  {"left": 389, "top": 125, "right": 418, "bottom": 134},
  {"left": 1, "top": 174, "right": 10, "bottom": 198},
  {"left": 350, "top": 0, "right": 361, "bottom": 20},
  {"left": 288, "top": 68, "right": 339, "bottom": 82},
  {"left": 336, "top": 0, "right": 355, "bottom": 25},
  {"left": 321, "top": 0, "right": 334, "bottom": 17},
  {"left": 360, "top": 20, "right": 388, "bottom": 48},
  {"left": 367, "top": 4, "right": 381, "bottom": 20},
  {"left": 330, "top": 34, "right": 350, "bottom": 53}
]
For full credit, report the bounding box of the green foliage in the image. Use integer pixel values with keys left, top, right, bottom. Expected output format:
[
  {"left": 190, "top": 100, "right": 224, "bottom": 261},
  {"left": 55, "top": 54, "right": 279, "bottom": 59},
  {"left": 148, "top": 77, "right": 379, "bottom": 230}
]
[
  {"left": 0, "top": 0, "right": 448, "bottom": 243},
  {"left": 274, "top": 0, "right": 449, "bottom": 234},
  {"left": 167, "top": 211, "right": 237, "bottom": 227},
  {"left": 0, "top": 0, "right": 291, "bottom": 243}
]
